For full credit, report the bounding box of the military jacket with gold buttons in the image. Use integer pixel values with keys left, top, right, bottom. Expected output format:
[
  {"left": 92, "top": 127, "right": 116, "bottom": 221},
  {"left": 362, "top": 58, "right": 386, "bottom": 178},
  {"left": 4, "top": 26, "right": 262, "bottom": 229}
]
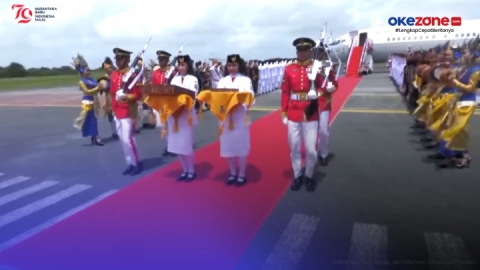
[{"left": 280, "top": 60, "right": 332, "bottom": 122}]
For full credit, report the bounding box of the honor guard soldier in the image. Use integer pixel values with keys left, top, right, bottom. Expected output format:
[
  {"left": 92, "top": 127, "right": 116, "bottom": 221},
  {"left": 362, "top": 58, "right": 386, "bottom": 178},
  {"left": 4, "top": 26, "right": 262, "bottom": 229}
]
[
  {"left": 316, "top": 45, "right": 338, "bottom": 166},
  {"left": 281, "top": 37, "right": 324, "bottom": 192},
  {"left": 133, "top": 57, "right": 145, "bottom": 133},
  {"left": 152, "top": 49, "right": 176, "bottom": 156},
  {"left": 110, "top": 47, "right": 143, "bottom": 175}
]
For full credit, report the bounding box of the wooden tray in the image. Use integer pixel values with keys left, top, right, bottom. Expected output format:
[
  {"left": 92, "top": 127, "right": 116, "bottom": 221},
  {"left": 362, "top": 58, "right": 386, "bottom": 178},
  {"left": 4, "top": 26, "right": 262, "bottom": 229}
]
[{"left": 141, "top": 84, "right": 195, "bottom": 98}]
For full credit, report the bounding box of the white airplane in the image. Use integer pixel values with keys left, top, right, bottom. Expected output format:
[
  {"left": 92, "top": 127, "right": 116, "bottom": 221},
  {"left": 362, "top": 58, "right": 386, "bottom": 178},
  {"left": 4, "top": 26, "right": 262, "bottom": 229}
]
[{"left": 328, "top": 19, "right": 480, "bottom": 64}]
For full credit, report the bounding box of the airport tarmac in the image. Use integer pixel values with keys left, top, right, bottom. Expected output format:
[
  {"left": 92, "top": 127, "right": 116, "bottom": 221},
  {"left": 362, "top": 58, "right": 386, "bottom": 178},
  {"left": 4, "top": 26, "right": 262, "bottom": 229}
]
[{"left": 0, "top": 72, "right": 479, "bottom": 270}]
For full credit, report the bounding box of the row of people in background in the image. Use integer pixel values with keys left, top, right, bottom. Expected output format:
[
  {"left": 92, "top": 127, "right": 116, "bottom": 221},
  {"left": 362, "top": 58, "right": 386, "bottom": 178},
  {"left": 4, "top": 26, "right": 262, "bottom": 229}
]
[
  {"left": 407, "top": 36, "right": 480, "bottom": 169},
  {"left": 174, "top": 58, "right": 295, "bottom": 96}
]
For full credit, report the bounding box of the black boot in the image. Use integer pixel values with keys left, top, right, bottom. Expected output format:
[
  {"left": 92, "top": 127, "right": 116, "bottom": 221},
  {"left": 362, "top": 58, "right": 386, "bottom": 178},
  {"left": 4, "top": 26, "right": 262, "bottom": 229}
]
[
  {"left": 305, "top": 177, "right": 315, "bottom": 191},
  {"left": 161, "top": 147, "right": 170, "bottom": 157},
  {"left": 290, "top": 177, "right": 303, "bottom": 191},
  {"left": 318, "top": 156, "right": 329, "bottom": 166},
  {"left": 122, "top": 165, "right": 135, "bottom": 175},
  {"left": 129, "top": 163, "right": 143, "bottom": 176}
]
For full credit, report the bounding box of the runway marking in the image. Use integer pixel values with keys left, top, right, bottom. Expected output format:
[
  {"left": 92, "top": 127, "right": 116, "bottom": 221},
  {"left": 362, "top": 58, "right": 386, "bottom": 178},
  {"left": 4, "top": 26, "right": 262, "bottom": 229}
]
[
  {"left": 261, "top": 214, "right": 320, "bottom": 270},
  {"left": 0, "top": 189, "right": 117, "bottom": 251},
  {"left": 424, "top": 232, "right": 474, "bottom": 270},
  {"left": 0, "top": 176, "right": 30, "bottom": 190},
  {"left": 0, "top": 180, "right": 58, "bottom": 206},
  {"left": 0, "top": 184, "right": 91, "bottom": 228},
  {"left": 346, "top": 223, "right": 388, "bottom": 270}
]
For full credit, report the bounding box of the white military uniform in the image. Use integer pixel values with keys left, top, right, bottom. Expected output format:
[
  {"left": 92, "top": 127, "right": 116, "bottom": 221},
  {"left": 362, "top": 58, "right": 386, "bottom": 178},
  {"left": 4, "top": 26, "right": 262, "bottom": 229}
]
[
  {"left": 258, "top": 63, "right": 265, "bottom": 94},
  {"left": 210, "top": 65, "right": 222, "bottom": 88},
  {"left": 217, "top": 74, "right": 254, "bottom": 157},
  {"left": 167, "top": 75, "right": 199, "bottom": 155}
]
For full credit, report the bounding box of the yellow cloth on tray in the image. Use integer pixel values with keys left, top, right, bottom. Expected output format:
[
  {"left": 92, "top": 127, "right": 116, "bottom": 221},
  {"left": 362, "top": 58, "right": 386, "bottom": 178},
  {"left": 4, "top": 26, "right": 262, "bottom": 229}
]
[
  {"left": 197, "top": 90, "right": 254, "bottom": 136},
  {"left": 145, "top": 94, "right": 195, "bottom": 138}
]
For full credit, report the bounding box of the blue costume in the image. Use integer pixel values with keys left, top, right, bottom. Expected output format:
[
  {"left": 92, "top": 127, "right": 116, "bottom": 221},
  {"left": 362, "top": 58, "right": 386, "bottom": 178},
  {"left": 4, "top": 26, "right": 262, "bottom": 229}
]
[{"left": 72, "top": 54, "right": 104, "bottom": 146}]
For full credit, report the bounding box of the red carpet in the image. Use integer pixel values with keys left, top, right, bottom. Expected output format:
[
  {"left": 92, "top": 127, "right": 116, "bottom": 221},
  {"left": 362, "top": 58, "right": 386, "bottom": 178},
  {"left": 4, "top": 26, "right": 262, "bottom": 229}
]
[
  {"left": 346, "top": 46, "right": 363, "bottom": 77},
  {"left": 0, "top": 77, "right": 361, "bottom": 270}
]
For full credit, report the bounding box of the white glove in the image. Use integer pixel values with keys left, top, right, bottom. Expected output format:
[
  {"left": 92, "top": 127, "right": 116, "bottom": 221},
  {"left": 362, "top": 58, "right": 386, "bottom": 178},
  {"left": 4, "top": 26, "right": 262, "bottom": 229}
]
[
  {"left": 116, "top": 89, "right": 127, "bottom": 101},
  {"left": 282, "top": 117, "right": 288, "bottom": 125},
  {"left": 326, "top": 82, "right": 335, "bottom": 93}
]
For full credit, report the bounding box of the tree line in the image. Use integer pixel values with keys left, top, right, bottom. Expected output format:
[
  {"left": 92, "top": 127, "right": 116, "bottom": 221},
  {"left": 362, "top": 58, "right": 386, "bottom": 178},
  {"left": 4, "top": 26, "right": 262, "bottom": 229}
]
[{"left": 0, "top": 62, "right": 102, "bottom": 78}]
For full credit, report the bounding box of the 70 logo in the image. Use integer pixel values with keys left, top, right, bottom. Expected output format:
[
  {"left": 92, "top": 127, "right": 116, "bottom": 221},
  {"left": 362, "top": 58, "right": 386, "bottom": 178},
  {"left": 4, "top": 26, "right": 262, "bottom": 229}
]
[{"left": 12, "top": 4, "right": 33, "bottom": 24}]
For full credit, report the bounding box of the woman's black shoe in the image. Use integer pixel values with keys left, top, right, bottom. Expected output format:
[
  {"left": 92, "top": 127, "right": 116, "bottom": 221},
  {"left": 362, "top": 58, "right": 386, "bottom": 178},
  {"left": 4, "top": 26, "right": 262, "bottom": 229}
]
[{"left": 91, "top": 137, "right": 104, "bottom": 146}]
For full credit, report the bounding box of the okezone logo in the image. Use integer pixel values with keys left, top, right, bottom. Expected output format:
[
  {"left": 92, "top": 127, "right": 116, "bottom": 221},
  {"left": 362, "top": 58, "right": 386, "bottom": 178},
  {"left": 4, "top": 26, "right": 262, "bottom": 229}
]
[{"left": 388, "top": 17, "right": 462, "bottom": 27}]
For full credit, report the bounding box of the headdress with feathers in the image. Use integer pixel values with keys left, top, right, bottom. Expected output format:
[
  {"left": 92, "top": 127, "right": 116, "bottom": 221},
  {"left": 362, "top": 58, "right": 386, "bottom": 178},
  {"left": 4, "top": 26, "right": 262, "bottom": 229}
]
[{"left": 71, "top": 53, "right": 88, "bottom": 73}]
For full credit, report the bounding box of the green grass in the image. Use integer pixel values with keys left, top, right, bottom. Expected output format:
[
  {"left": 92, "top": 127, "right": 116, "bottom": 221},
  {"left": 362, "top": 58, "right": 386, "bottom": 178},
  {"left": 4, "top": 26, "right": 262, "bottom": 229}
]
[{"left": 0, "top": 70, "right": 105, "bottom": 91}]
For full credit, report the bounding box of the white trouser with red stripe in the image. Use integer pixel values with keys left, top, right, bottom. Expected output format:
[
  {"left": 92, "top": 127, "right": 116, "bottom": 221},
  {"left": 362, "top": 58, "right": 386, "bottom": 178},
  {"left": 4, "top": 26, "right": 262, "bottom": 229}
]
[
  {"left": 114, "top": 117, "right": 140, "bottom": 166},
  {"left": 317, "top": 111, "right": 330, "bottom": 158},
  {"left": 287, "top": 120, "right": 318, "bottom": 179}
]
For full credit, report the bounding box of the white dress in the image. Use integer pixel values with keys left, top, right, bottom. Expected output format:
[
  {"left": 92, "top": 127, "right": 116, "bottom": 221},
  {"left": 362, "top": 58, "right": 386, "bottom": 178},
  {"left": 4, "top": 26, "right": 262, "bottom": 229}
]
[
  {"left": 217, "top": 74, "right": 254, "bottom": 158},
  {"left": 167, "top": 75, "right": 199, "bottom": 155}
]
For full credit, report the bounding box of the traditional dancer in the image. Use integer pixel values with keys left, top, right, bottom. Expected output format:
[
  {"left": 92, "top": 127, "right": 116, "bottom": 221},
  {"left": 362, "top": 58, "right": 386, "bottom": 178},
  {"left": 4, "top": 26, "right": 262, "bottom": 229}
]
[
  {"left": 72, "top": 54, "right": 105, "bottom": 146},
  {"left": 438, "top": 37, "right": 480, "bottom": 168},
  {"left": 110, "top": 48, "right": 143, "bottom": 175},
  {"left": 216, "top": 54, "right": 255, "bottom": 186},
  {"left": 101, "top": 57, "right": 119, "bottom": 139}
]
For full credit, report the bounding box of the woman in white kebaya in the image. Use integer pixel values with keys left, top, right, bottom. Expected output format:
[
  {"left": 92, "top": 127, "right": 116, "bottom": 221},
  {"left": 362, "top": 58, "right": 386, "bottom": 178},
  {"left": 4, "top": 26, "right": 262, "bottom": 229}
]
[
  {"left": 169, "top": 54, "right": 198, "bottom": 181},
  {"left": 217, "top": 54, "right": 255, "bottom": 186}
]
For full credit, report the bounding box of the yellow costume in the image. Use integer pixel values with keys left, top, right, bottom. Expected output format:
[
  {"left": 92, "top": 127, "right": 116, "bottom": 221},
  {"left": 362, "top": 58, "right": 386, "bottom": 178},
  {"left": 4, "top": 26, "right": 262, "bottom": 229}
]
[{"left": 440, "top": 66, "right": 480, "bottom": 152}]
